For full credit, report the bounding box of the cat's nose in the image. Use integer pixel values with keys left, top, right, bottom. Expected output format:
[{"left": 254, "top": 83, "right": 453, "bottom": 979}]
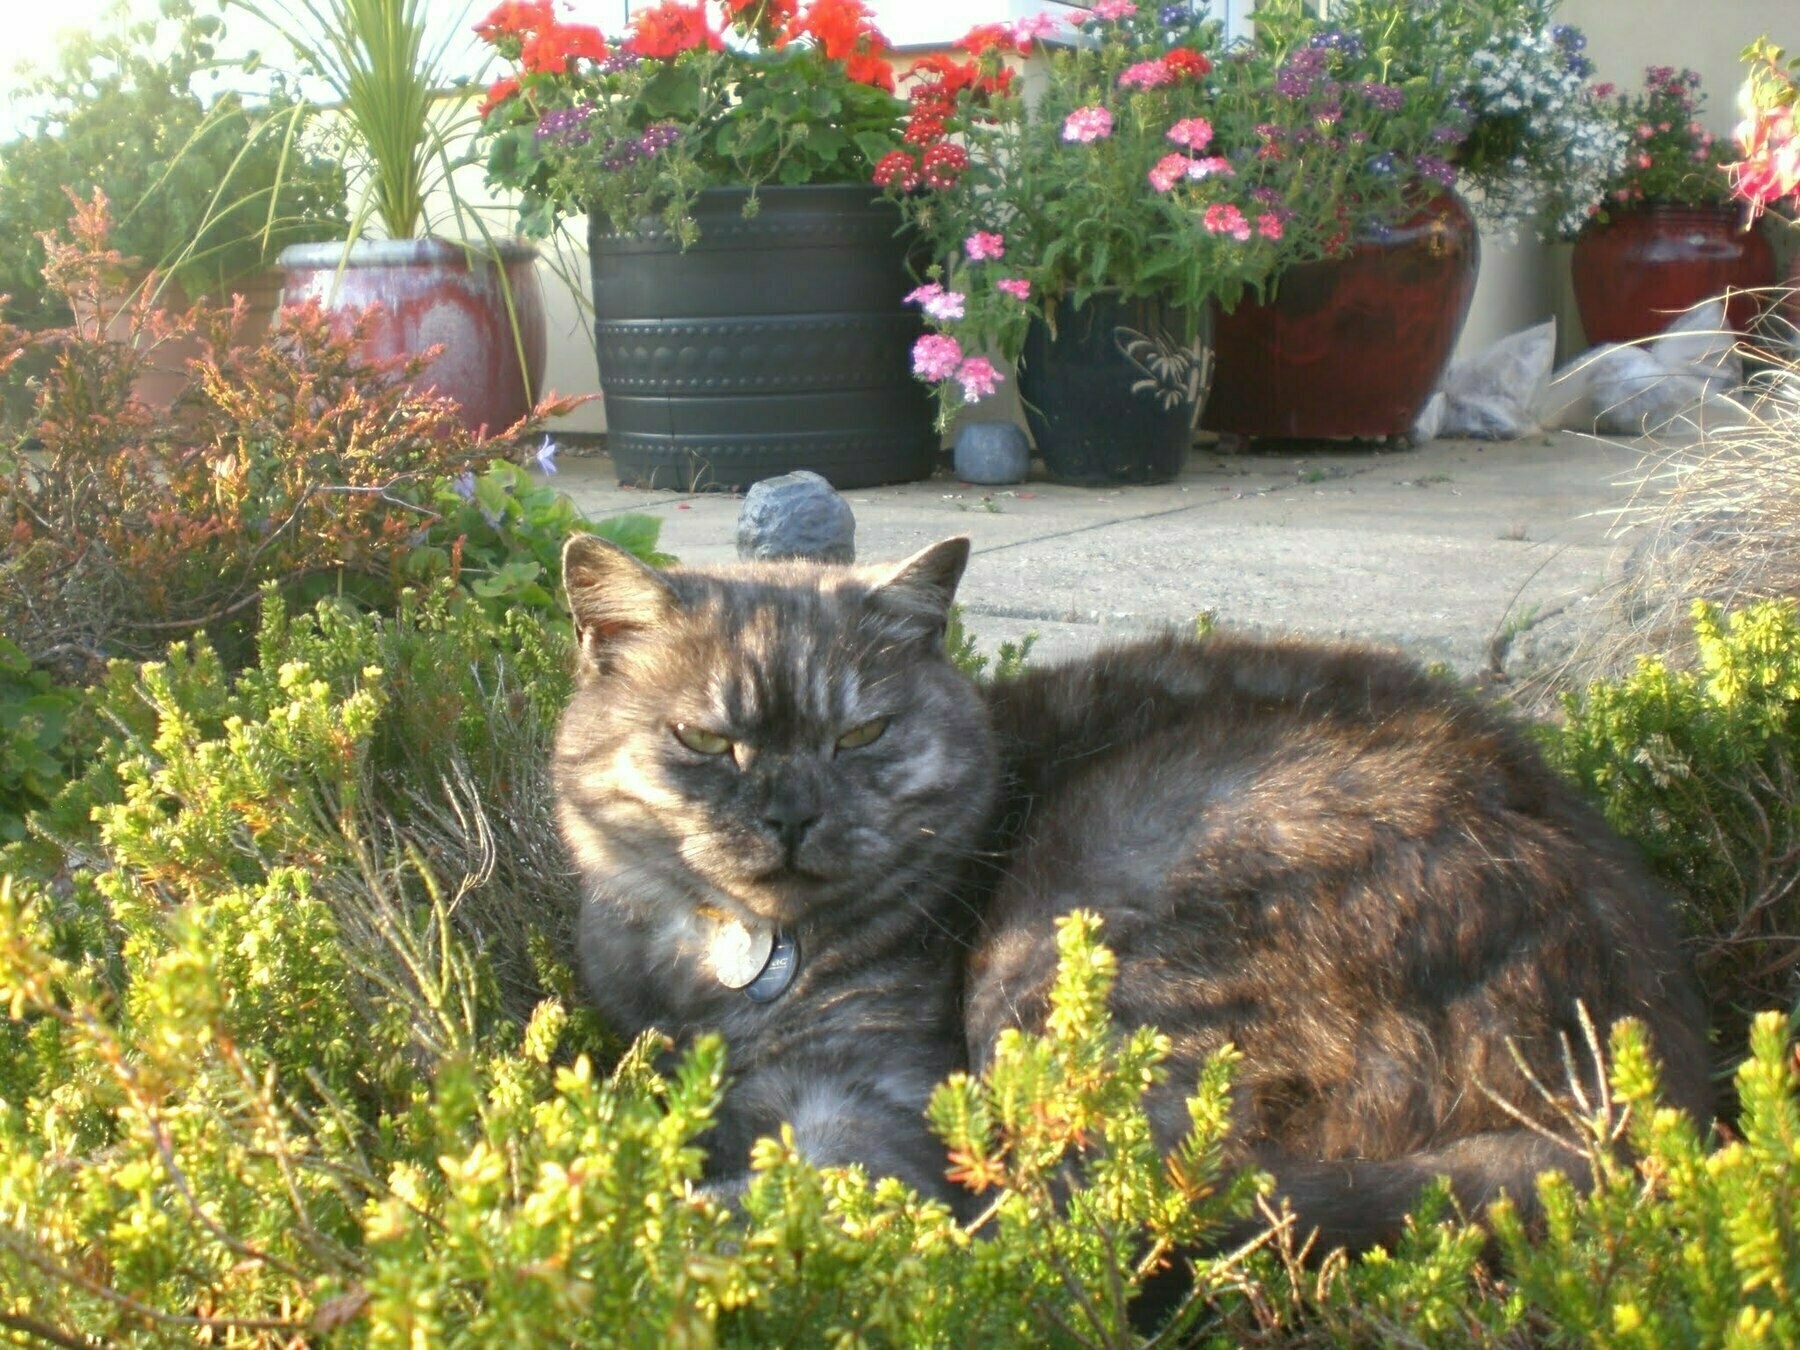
[{"left": 762, "top": 804, "right": 820, "bottom": 853}]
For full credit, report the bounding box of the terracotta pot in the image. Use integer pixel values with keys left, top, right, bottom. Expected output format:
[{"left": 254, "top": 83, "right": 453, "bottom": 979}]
[
  {"left": 70, "top": 270, "right": 284, "bottom": 411},
  {"left": 1203, "top": 192, "right": 1479, "bottom": 442},
  {"left": 277, "top": 238, "right": 546, "bottom": 437},
  {"left": 1018, "top": 291, "right": 1212, "bottom": 486},
  {"left": 1571, "top": 203, "right": 1775, "bottom": 344},
  {"left": 589, "top": 184, "right": 935, "bottom": 491}
]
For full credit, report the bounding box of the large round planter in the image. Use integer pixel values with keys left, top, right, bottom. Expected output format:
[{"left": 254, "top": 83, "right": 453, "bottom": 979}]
[
  {"left": 71, "top": 270, "right": 284, "bottom": 411},
  {"left": 1203, "top": 192, "right": 1479, "bottom": 442},
  {"left": 1571, "top": 203, "right": 1775, "bottom": 344},
  {"left": 1018, "top": 292, "right": 1212, "bottom": 486},
  {"left": 588, "top": 185, "right": 936, "bottom": 491},
  {"left": 276, "top": 238, "right": 547, "bottom": 438}
]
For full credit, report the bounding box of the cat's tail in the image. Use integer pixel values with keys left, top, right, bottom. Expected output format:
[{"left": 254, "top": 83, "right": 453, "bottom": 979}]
[{"left": 1237, "top": 1128, "right": 1584, "bottom": 1254}]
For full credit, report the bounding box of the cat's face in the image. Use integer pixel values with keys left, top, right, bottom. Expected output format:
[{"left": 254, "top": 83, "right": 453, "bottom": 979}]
[{"left": 553, "top": 537, "right": 996, "bottom": 931}]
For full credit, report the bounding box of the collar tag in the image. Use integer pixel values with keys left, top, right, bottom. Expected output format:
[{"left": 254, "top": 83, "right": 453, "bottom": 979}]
[
  {"left": 744, "top": 930, "right": 800, "bottom": 1004},
  {"left": 708, "top": 919, "right": 774, "bottom": 990}
]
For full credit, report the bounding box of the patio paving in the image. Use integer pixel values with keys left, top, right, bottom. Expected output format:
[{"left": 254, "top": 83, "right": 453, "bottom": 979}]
[{"left": 552, "top": 431, "right": 1660, "bottom": 681}]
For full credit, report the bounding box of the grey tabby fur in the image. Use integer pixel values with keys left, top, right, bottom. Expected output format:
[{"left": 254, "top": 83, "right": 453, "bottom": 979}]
[{"left": 555, "top": 534, "right": 1711, "bottom": 1244}]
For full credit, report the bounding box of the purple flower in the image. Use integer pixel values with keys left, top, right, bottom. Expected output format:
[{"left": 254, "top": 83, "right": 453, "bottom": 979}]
[
  {"left": 1250, "top": 185, "right": 1283, "bottom": 205},
  {"left": 452, "top": 469, "right": 477, "bottom": 501},
  {"left": 1275, "top": 49, "right": 1328, "bottom": 98},
  {"left": 638, "top": 122, "right": 682, "bottom": 155},
  {"left": 535, "top": 436, "right": 559, "bottom": 476},
  {"left": 598, "top": 52, "right": 641, "bottom": 74},
  {"left": 1431, "top": 124, "right": 1467, "bottom": 144},
  {"left": 1356, "top": 81, "right": 1404, "bottom": 112},
  {"left": 1306, "top": 28, "right": 1364, "bottom": 59},
  {"left": 536, "top": 106, "right": 595, "bottom": 148},
  {"left": 1159, "top": 3, "right": 1187, "bottom": 27},
  {"left": 1367, "top": 151, "right": 1397, "bottom": 176},
  {"left": 1413, "top": 154, "right": 1456, "bottom": 186}
]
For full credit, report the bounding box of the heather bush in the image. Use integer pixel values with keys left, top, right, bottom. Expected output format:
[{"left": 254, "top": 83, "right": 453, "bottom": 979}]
[
  {"left": 1548, "top": 599, "right": 1800, "bottom": 1044},
  {"left": 0, "top": 193, "right": 595, "bottom": 678}
]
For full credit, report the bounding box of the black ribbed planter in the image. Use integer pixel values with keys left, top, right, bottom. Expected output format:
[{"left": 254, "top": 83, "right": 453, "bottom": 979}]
[
  {"left": 588, "top": 185, "right": 937, "bottom": 491},
  {"left": 1018, "top": 292, "right": 1212, "bottom": 486}
]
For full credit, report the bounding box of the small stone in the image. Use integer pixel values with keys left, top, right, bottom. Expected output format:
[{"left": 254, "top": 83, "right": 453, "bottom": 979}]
[
  {"left": 953, "top": 421, "right": 1032, "bottom": 485},
  {"left": 736, "top": 471, "right": 857, "bottom": 563}
]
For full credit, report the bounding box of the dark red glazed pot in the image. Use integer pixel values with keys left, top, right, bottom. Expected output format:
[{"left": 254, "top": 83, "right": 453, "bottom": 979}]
[
  {"left": 277, "top": 238, "right": 546, "bottom": 437},
  {"left": 1571, "top": 203, "right": 1774, "bottom": 343},
  {"left": 1202, "top": 192, "right": 1479, "bottom": 441}
]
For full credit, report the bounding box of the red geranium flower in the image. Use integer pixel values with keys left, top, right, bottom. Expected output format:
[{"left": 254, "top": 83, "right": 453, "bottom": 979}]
[
  {"left": 846, "top": 51, "right": 895, "bottom": 92},
  {"left": 956, "top": 24, "right": 1017, "bottom": 57},
  {"left": 795, "top": 0, "right": 883, "bottom": 62},
  {"left": 521, "top": 23, "right": 609, "bottom": 73},
  {"left": 478, "top": 75, "right": 521, "bottom": 118},
  {"left": 626, "top": 1, "right": 724, "bottom": 60},
  {"left": 474, "top": 0, "right": 554, "bottom": 43},
  {"left": 1162, "top": 47, "right": 1212, "bottom": 79}
]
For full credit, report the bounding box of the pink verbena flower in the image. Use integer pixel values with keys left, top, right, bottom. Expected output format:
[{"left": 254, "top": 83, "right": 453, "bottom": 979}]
[
  {"left": 1203, "top": 203, "right": 1251, "bottom": 241},
  {"left": 1166, "top": 117, "right": 1213, "bottom": 150},
  {"left": 1256, "top": 212, "right": 1285, "bottom": 240},
  {"left": 905, "top": 282, "right": 967, "bottom": 322},
  {"left": 1187, "top": 155, "right": 1234, "bottom": 179},
  {"left": 1011, "top": 13, "right": 1062, "bottom": 44},
  {"left": 1062, "top": 105, "right": 1114, "bottom": 142},
  {"left": 1149, "top": 153, "right": 1193, "bottom": 193},
  {"left": 1091, "top": 0, "right": 1136, "bottom": 19},
  {"left": 955, "top": 356, "right": 1002, "bottom": 401},
  {"left": 912, "top": 333, "right": 965, "bottom": 382},
  {"left": 1119, "top": 60, "right": 1173, "bottom": 90},
  {"left": 995, "top": 277, "right": 1032, "bottom": 301},
  {"left": 965, "top": 231, "right": 1006, "bottom": 261}
]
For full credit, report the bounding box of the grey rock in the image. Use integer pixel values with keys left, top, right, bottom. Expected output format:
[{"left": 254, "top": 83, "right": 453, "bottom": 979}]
[
  {"left": 736, "top": 470, "right": 857, "bottom": 563},
  {"left": 954, "top": 421, "right": 1032, "bottom": 485}
]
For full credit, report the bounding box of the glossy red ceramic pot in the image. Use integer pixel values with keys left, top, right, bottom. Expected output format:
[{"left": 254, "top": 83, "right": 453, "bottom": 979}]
[
  {"left": 1203, "top": 192, "right": 1479, "bottom": 442},
  {"left": 1571, "top": 203, "right": 1775, "bottom": 343},
  {"left": 277, "top": 238, "right": 546, "bottom": 437}
]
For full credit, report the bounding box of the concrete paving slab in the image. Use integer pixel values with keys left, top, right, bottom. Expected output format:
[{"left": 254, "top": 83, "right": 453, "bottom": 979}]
[{"left": 552, "top": 432, "right": 1656, "bottom": 677}]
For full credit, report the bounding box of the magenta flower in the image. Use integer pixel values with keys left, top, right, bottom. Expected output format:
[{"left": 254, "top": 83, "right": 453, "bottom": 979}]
[
  {"left": 955, "top": 356, "right": 1002, "bottom": 402},
  {"left": 1165, "top": 117, "right": 1213, "bottom": 150},
  {"left": 1091, "top": 0, "right": 1136, "bottom": 18},
  {"left": 1119, "top": 60, "right": 1173, "bottom": 90},
  {"left": 965, "top": 231, "right": 1006, "bottom": 261},
  {"left": 1203, "top": 203, "right": 1251, "bottom": 241},
  {"left": 995, "top": 277, "right": 1032, "bottom": 301},
  {"left": 1256, "top": 212, "right": 1285, "bottom": 240},
  {"left": 1063, "top": 105, "right": 1114, "bottom": 143},
  {"left": 1149, "top": 153, "right": 1193, "bottom": 193},
  {"left": 912, "top": 334, "right": 965, "bottom": 382}
]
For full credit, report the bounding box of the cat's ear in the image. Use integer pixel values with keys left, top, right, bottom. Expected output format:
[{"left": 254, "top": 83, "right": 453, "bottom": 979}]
[
  {"left": 866, "top": 537, "right": 970, "bottom": 642},
  {"left": 562, "top": 533, "right": 679, "bottom": 670}
]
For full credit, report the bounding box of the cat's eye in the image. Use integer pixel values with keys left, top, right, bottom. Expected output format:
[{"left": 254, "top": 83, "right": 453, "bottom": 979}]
[
  {"left": 672, "top": 722, "right": 732, "bottom": 755},
  {"left": 835, "top": 717, "right": 888, "bottom": 751}
]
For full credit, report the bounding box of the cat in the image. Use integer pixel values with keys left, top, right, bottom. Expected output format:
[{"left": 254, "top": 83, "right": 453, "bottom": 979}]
[{"left": 554, "top": 532, "right": 1712, "bottom": 1244}]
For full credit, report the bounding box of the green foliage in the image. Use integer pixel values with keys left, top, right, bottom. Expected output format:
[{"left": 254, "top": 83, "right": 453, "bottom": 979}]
[
  {"left": 1547, "top": 599, "right": 1800, "bottom": 1031},
  {"left": 0, "top": 0, "right": 347, "bottom": 326},
  {"left": 1491, "top": 1012, "right": 1800, "bottom": 1346},
  {"left": 0, "top": 638, "right": 85, "bottom": 844},
  {"left": 423, "top": 460, "right": 672, "bottom": 626},
  {"left": 945, "top": 604, "right": 1036, "bottom": 682}
]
